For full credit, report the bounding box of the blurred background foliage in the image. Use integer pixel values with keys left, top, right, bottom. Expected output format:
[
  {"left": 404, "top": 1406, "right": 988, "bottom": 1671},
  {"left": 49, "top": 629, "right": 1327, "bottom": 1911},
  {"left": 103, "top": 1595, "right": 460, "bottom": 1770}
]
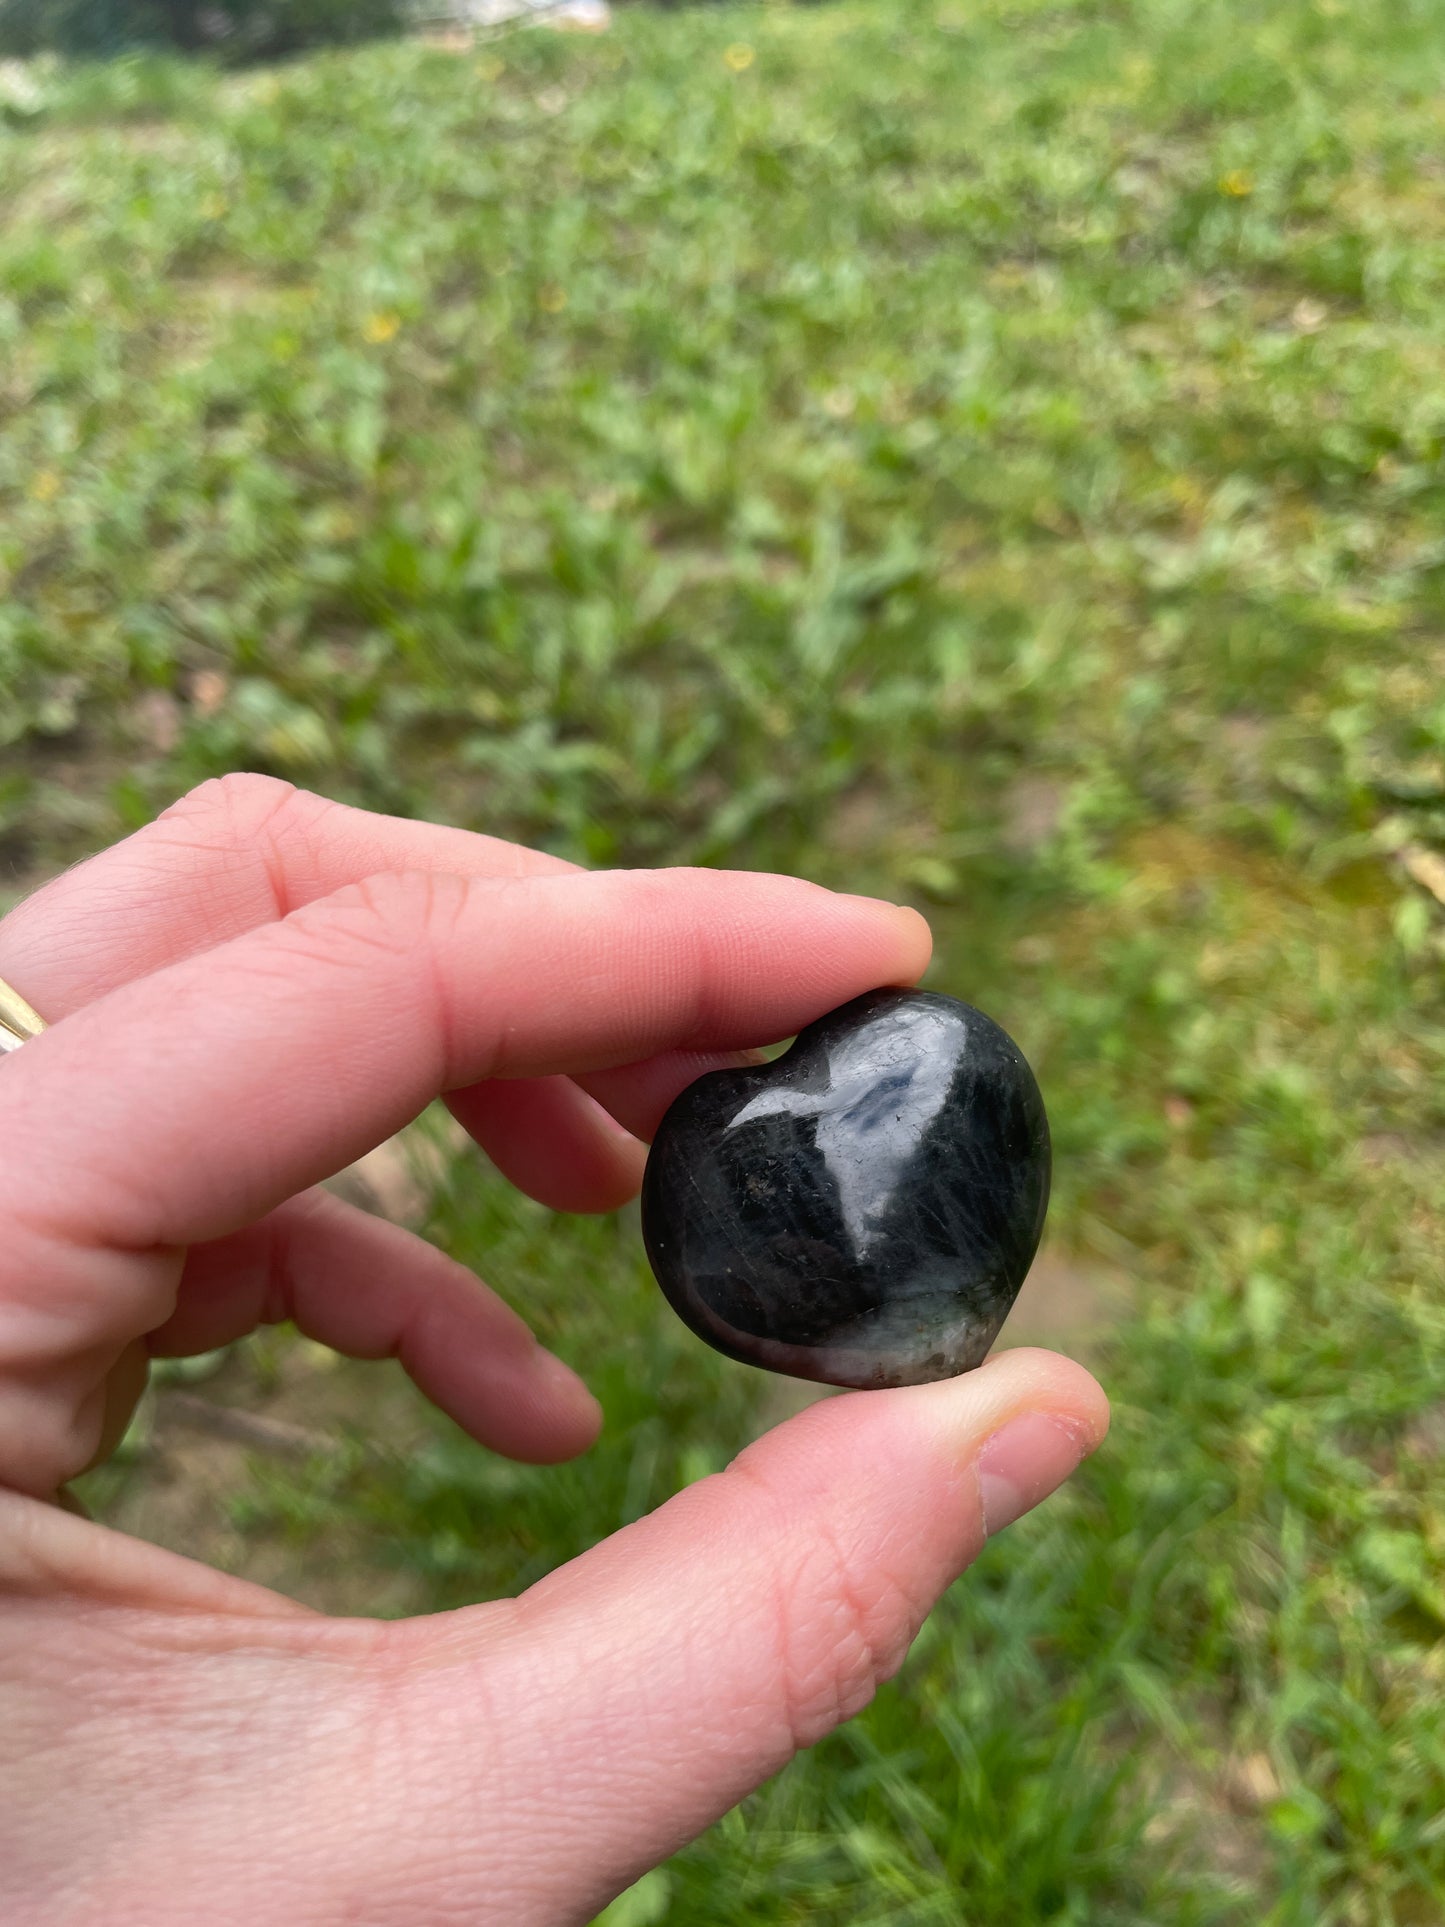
[
  {"left": 2, "top": 0, "right": 1443, "bottom": 1920},
  {"left": 0, "top": 0, "right": 407, "bottom": 64}
]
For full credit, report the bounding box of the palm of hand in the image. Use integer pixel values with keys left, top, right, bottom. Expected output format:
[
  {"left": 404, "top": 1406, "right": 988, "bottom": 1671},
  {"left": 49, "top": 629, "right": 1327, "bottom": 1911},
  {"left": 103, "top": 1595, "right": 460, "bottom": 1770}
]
[{"left": 0, "top": 776, "right": 1105, "bottom": 1925}]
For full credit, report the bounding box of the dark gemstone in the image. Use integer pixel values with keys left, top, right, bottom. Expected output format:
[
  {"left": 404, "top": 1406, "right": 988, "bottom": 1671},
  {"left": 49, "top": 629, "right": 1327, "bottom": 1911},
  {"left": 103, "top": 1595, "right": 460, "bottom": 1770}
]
[{"left": 641, "top": 987, "right": 1050, "bottom": 1389}]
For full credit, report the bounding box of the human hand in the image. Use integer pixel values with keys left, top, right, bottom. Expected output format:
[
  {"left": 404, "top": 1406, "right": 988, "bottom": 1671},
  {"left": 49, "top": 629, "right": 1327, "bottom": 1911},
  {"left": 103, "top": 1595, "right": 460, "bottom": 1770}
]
[{"left": 0, "top": 774, "right": 1108, "bottom": 1925}]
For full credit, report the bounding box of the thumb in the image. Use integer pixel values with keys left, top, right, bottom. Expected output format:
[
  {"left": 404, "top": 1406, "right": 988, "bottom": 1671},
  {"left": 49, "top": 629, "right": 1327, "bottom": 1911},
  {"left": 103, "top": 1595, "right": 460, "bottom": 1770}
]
[{"left": 385, "top": 1347, "right": 1108, "bottom": 1924}]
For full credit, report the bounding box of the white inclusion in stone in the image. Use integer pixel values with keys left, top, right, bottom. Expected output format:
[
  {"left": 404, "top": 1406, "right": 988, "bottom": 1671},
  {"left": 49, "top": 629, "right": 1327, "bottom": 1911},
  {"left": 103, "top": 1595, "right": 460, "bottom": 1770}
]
[{"left": 728, "top": 1005, "right": 962, "bottom": 1258}]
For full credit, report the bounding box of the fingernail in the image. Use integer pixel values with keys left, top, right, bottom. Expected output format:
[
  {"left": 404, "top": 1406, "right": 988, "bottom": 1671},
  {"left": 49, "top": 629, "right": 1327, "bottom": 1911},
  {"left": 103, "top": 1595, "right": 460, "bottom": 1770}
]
[
  {"left": 977, "top": 1410, "right": 1089, "bottom": 1537},
  {"left": 840, "top": 892, "right": 928, "bottom": 918}
]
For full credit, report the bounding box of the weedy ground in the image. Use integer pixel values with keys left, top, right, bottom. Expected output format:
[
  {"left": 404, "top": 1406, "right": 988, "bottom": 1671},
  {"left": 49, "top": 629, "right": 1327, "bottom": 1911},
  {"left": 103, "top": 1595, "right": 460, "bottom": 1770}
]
[{"left": 2, "top": 0, "right": 1443, "bottom": 1919}]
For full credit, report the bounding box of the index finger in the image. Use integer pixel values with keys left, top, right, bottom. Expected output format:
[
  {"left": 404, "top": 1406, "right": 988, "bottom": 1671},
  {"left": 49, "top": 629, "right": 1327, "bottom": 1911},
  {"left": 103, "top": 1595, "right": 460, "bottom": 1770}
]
[
  {"left": 7, "top": 865, "right": 929, "bottom": 1248},
  {"left": 0, "top": 774, "right": 820, "bottom": 1204},
  {"left": 0, "top": 865, "right": 929, "bottom": 1491}
]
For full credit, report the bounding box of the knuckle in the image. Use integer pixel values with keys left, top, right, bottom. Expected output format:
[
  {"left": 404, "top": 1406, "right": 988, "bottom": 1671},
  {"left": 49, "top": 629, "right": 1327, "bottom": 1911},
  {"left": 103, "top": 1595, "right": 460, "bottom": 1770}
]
[
  {"left": 276, "top": 870, "right": 478, "bottom": 1071},
  {"left": 157, "top": 776, "right": 340, "bottom": 918},
  {"left": 731, "top": 1460, "right": 927, "bottom": 1753},
  {"left": 328, "top": 868, "right": 473, "bottom": 941},
  {"left": 280, "top": 870, "right": 429, "bottom": 966},
  {"left": 160, "top": 770, "right": 299, "bottom": 833},
  {"left": 773, "top": 1523, "right": 921, "bottom": 1749}
]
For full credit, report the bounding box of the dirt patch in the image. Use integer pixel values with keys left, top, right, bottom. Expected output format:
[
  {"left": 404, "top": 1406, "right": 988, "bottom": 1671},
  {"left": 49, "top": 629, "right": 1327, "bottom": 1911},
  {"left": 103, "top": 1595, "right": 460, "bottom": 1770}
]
[
  {"left": 999, "top": 775, "right": 1067, "bottom": 856},
  {"left": 98, "top": 1339, "right": 435, "bottom": 1616},
  {"left": 1142, "top": 1753, "right": 1279, "bottom": 1904},
  {"left": 998, "top": 1245, "right": 1134, "bottom": 1363},
  {"left": 328, "top": 1116, "right": 468, "bottom": 1225},
  {"left": 1401, "top": 1402, "right": 1445, "bottom": 1465}
]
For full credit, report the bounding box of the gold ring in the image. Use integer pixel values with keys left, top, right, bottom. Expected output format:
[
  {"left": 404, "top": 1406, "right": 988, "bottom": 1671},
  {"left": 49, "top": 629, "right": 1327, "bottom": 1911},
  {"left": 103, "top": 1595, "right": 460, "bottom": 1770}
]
[{"left": 0, "top": 975, "right": 47, "bottom": 1055}]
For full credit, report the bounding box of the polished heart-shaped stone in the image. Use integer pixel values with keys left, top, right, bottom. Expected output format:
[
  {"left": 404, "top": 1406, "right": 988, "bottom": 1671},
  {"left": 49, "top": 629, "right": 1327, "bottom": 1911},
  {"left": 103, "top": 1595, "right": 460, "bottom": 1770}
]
[{"left": 641, "top": 987, "right": 1050, "bottom": 1389}]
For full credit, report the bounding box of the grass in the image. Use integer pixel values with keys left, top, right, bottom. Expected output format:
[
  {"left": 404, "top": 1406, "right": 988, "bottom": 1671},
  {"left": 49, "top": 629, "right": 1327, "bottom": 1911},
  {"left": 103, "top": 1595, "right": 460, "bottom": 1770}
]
[{"left": 2, "top": 0, "right": 1443, "bottom": 1918}]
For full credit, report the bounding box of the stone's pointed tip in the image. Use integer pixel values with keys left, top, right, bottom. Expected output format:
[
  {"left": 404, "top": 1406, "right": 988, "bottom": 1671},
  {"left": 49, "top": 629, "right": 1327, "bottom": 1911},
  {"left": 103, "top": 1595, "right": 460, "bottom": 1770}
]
[{"left": 642, "top": 988, "right": 1050, "bottom": 1390}]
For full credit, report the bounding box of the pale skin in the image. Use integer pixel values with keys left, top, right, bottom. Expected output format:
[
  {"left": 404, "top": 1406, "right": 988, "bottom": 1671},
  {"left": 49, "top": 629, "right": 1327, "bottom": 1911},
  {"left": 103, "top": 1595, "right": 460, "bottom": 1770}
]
[{"left": 0, "top": 773, "right": 1109, "bottom": 1925}]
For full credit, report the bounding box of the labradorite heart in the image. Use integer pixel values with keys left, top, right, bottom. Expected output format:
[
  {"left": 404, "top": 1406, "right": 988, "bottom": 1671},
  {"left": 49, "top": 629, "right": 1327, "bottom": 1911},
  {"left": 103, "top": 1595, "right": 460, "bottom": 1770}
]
[{"left": 640, "top": 987, "right": 1050, "bottom": 1389}]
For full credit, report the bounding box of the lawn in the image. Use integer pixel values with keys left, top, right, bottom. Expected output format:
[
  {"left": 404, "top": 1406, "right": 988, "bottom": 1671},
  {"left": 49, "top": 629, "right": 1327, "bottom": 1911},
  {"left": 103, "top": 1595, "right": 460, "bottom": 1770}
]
[{"left": 2, "top": 0, "right": 1444, "bottom": 1919}]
